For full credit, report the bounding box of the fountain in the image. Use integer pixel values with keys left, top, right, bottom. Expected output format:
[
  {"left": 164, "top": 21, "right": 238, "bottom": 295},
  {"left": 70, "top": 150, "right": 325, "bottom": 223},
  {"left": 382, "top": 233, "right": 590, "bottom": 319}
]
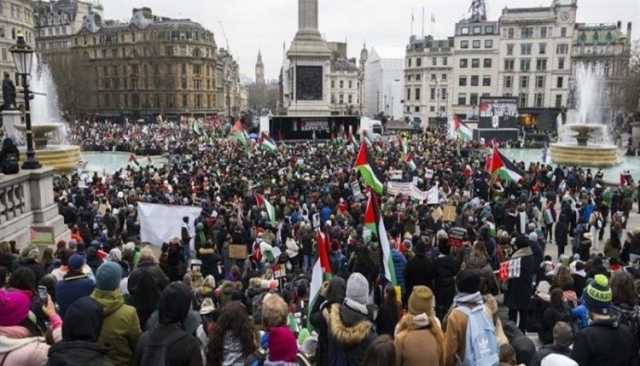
[
  {"left": 6, "top": 57, "right": 81, "bottom": 172},
  {"left": 550, "top": 63, "right": 620, "bottom": 167}
]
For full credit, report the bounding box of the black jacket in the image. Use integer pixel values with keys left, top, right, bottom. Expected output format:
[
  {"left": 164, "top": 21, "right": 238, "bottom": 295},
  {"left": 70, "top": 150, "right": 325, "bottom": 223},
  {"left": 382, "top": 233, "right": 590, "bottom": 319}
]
[
  {"left": 539, "top": 304, "right": 572, "bottom": 344},
  {"left": 404, "top": 254, "right": 437, "bottom": 302},
  {"left": 571, "top": 318, "right": 639, "bottom": 366},
  {"left": 504, "top": 246, "right": 535, "bottom": 310},
  {"left": 47, "top": 341, "right": 112, "bottom": 366},
  {"left": 434, "top": 253, "right": 457, "bottom": 318},
  {"left": 127, "top": 262, "right": 170, "bottom": 330}
]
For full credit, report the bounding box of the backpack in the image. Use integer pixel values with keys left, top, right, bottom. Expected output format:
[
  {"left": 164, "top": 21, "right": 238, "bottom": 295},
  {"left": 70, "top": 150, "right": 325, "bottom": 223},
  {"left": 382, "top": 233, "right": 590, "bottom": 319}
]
[
  {"left": 139, "top": 327, "right": 188, "bottom": 366},
  {"left": 457, "top": 305, "right": 499, "bottom": 366},
  {"left": 613, "top": 304, "right": 640, "bottom": 345}
]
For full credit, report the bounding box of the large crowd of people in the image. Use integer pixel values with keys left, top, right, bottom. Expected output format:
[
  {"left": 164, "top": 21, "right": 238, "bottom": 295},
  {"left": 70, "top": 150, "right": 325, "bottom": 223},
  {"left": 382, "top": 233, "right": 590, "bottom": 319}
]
[{"left": 1, "top": 121, "right": 640, "bottom": 366}]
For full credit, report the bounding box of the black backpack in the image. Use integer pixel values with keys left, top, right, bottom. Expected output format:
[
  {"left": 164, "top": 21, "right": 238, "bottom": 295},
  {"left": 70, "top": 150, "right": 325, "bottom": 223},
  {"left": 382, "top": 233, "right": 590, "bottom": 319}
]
[{"left": 139, "top": 327, "right": 188, "bottom": 366}]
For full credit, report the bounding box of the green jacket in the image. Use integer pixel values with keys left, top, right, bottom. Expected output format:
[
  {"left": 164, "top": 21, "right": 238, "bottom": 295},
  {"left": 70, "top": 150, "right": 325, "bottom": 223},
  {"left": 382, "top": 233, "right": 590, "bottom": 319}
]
[{"left": 91, "top": 289, "right": 142, "bottom": 366}]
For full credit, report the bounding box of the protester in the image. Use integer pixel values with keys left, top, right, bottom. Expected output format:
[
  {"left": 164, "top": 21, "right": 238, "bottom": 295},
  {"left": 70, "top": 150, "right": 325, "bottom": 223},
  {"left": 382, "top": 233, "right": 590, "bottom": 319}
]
[
  {"left": 54, "top": 254, "right": 95, "bottom": 317},
  {"left": 361, "top": 335, "right": 396, "bottom": 366},
  {"left": 206, "top": 301, "right": 257, "bottom": 366},
  {"left": 531, "top": 321, "right": 577, "bottom": 366}
]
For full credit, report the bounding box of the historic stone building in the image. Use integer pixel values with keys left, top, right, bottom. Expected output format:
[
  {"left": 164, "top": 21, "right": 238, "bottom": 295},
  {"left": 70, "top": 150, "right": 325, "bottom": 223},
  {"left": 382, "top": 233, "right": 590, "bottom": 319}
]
[
  {"left": 571, "top": 22, "right": 633, "bottom": 116},
  {"left": 0, "top": 0, "right": 35, "bottom": 91},
  {"left": 33, "top": 0, "right": 102, "bottom": 55},
  {"left": 255, "top": 49, "right": 264, "bottom": 85},
  {"left": 216, "top": 47, "right": 241, "bottom": 119},
  {"left": 327, "top": 41, "right": 360, "bottom": 115},
  {"left": 69, "top": 7, "right": 221, "bottom": 119}
]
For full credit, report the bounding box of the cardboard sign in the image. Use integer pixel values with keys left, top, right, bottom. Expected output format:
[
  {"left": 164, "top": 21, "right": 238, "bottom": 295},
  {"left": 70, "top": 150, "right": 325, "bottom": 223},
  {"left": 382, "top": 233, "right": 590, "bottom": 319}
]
[
  {"left": 443, "top": 205, "right": 457, "bottom": 222},
  {"left": 431, "top": 207, "right": 443, "bottom": 221},
  {"left": 31, "top": 226, "right": 55, "bottom": 246},
  {"left": 312, "top": 213, "right": 321, "bottom": 229},
  {"left": 274, "top": 263, "right": 287, "bottom": 279},
  {"left": 425, "top": 169, "right": 434, "bottom": 179},
  {"left": 351, "top": 181, "right": 365, "bottom": 201},
  {"left": 228, "top": 244, "right": 248, "bottom": 259}
]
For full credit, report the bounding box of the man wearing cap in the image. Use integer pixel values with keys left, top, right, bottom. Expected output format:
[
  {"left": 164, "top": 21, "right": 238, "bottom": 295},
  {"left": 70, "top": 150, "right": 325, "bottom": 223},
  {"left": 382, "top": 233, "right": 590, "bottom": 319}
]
[
  {"left": 55, "top": 253, "right": 95, "bottom": 317},
  {"left": 571, "top": 274, "right": 638, "bottom": 366}
]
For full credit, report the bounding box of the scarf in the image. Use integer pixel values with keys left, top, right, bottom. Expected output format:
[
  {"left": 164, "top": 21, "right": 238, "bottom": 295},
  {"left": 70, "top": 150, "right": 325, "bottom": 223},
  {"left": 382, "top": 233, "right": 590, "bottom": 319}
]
[{"left": 453, "top": 291, "right": 483, "bottom": 307}]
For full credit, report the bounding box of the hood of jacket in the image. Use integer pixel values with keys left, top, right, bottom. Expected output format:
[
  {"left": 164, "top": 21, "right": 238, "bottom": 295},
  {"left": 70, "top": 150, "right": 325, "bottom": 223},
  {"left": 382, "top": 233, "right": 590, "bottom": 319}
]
[
  {"left": 159, "top": 282, "right": 192, "bottom": 325},
  {"left": 47, "top": 340, "right": 110, "bottom": 366},
  {"left": 328, "top": 303, "right": 373, "bottom": 346},
  {"left": 91, "top": 289, "right": 124, "bottom": 316},
  {"left": 0, "top": 335, "right": 44, "bottom": 354},
  {"left": 62, "top": 296, "right": 104, "bottom": 342},
  {"left": 512, "top": 246, "right": 533, "bottom": 258}
]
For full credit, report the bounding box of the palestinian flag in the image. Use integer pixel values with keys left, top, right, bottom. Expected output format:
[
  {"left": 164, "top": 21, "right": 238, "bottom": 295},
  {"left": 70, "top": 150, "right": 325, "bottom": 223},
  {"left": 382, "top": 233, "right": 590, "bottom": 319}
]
[
  {"left": 354, "top": 143, "right": 384, "bottom": 195},
  {"left": 259, "top": 132, "right": 277, "bottom": 152},
  {"left": 489, "top": 146, "right": 524, "bottom": 183},
  {"left": 364, "top": 193, "right": 397, "bottom": 286},
  {"left": 231, "top": 120, "right": 249, "bottom": 146},
  {"left": 308, "top": 231, "right": 332, "bottom": 329},
  {"left": 255, "top": 194, "right": 276, "bottom": 224},
  {"left": 404, "top": 153, "right": 416, "bottom": 171},
  {"left": 449, "top": 115, "right": 472, "bottom": 141}
]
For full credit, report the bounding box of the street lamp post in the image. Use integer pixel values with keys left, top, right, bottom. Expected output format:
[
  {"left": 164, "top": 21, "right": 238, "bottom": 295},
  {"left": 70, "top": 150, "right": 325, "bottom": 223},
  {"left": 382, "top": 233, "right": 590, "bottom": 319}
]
[{"left": 10, "top": 33, "right": 40, "bottom": 170}]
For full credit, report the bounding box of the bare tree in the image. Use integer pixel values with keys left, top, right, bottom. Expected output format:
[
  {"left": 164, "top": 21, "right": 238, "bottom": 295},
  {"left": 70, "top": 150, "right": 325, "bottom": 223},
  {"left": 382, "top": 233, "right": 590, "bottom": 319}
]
[
  {"left": 46, "top": 52, "right": 97, "bottom": 121},
  {"left": 620, "top": 41, "right": 640, "bottom": 114}
]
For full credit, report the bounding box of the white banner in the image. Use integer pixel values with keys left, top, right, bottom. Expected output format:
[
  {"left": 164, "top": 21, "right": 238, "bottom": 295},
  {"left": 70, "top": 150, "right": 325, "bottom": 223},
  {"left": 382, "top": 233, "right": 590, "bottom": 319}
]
[
  {"left": 387, "top": 182, "right": 440, "bottom": 204},
  {"left": 137, "top": 203, "right": 202, "bottom": 248}
]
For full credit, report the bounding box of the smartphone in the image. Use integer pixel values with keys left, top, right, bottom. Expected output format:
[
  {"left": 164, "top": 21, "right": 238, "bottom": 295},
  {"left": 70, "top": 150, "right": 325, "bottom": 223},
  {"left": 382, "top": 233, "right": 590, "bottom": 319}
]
[{"left": 37, "top": 285, "right": 48, "bottom": 305}]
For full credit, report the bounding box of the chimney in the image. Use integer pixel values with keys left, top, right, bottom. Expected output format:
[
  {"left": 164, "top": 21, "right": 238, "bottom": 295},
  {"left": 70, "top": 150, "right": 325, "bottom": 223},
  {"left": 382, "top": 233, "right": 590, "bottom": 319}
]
[{"left": 617, "top": 21, "right": 621, "bottom": 30}]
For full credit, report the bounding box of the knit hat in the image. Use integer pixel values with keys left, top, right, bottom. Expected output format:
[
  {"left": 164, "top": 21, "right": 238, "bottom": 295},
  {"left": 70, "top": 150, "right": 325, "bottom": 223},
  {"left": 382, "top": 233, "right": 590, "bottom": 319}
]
[
  {"left": 0, "top": 289, "right": 32, "bottom": 326},
  {"left": 68, "top": 254, "right": 85, "bottom": 271},
  {"left": 95, "top": 261, "right": 122, "bottom": 291},
  {"left": 583, "top": 274, "right": 612, "bottom": 314},
  {"left": 408, "top": 286, "right": 434, "bottom": 316},
  {"left": 268, "top": 326, "right": 298, "bottom": 362},
  {"left": 346, "top": 272, "right": 369, "bottom": 307}
]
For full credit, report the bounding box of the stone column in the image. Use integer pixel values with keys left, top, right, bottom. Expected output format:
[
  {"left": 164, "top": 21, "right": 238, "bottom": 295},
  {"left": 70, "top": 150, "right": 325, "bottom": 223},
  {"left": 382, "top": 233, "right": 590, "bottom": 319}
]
[{"left": 298, "top": 0, "right": 319, "bottom": 31}]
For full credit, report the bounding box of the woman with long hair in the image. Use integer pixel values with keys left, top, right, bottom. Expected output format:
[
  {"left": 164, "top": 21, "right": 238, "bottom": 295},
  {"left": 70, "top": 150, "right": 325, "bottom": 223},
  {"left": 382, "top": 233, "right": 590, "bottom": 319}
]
[
  {"left": 206, "top": 301, "right": 257, "bottom": 366},
  {"left": 394, "top": 286, "right": 445, "bottom": 366},
  {"left": 362, "top": 335, "right": 396, "bottom": 366}
]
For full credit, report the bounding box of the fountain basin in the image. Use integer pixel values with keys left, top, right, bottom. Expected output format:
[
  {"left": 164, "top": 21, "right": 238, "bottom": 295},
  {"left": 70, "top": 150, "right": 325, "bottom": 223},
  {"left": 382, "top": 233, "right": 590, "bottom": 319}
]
[
  {"left": 550, "top": 143, "right": 621, "bottom": 167},
  {"left": 14, "top": 123, "right": 65, "bottom": 149},
  {"left": 17, "top": 144, "right": 81, "bottom": 172}
]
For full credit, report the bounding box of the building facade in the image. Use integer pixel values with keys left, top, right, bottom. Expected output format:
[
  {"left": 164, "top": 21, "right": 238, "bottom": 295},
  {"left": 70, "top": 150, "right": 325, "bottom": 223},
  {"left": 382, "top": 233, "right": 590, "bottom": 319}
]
[
  {"left": 0, "top": 0, "right": 35, "bottom": 95},
  {"left": 327, "top": 41, "right": 360, "bottom": 115},
  {"left": 255, "top": 49, "right": 264, "bottom": 85},
  {"left": 33, "top": 0, "right": 102, "bottom": 55},
  {"left": 363, "top": 48, "right": 404, "bottom": 120},
  {"left": 69, "top": 7, "right": 221, "bottom": 119}
]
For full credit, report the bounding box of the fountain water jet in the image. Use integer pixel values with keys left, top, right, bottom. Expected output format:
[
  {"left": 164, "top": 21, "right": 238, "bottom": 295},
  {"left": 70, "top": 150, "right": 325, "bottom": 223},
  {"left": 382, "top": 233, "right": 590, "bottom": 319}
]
[{"left": 550, "top": 63, "right": 620, "bottom": 167}]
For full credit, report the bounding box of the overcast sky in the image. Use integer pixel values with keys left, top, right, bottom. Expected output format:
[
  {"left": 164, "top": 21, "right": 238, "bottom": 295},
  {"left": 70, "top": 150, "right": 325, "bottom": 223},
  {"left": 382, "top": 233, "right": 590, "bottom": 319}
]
[{"left": 102, "top": 0, "right": 640, "bottom": 81}]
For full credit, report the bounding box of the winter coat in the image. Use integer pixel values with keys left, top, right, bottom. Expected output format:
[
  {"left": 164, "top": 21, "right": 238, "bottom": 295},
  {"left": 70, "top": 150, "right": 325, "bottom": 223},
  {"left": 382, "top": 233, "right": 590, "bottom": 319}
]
[
  {"left": 391, "top": 249, "right": 406, "bottom": 293},
  {"left": 134, "top": 323, "right": 202, "bottom": 366},
  {"left": 55, "top": 273, "right": 95, "bottom": 317},
  {"left": 0, "top": 335, "right": 49, "bottom": 366},
  {"left": 395, "top": 314, "right": 444, "bottom": 366},
  {"left": 326, "top": 303, "right": 377, "bottom": 366},
  {"left": 91, "top": 289, "right": 142, "bottom": 366},
  {"left": 127, "top": 262, "right": 170, "bottom": 330},
  {"left": 539, "top": 304, "right": 572, "bottom": 345},
  {"left": 571, "top": 318, "right": 638, "bottom": 366},
  {"left": 404, "top": 254, "right": 437, "bottom": 303},
  {"left": 47, "top": 342, "right": 112, "bottom": 366},
  {"left": 504, "top": 246, "right": 535, "bottom": 310},
  {"left": 434, "top": 254, "right": 457, "bottom": 319},
  {"left": 309, "top": 278, "right": 346, "bottom": 366}
]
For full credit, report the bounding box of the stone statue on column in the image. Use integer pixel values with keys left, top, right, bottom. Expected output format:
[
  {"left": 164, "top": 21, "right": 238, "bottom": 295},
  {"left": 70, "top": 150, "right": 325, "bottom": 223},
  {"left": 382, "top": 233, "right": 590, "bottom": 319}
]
[{"left": 2, "top": 73, "right": 16, "bottom": 111}]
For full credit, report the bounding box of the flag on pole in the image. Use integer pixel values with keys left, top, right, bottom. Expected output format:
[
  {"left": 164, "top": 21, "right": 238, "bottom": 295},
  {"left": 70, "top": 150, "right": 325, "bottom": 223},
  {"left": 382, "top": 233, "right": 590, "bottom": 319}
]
[
  {"left": 364, "top": 193, "right": 397, "bottom": 286},
  {"left": 449, "top": 115, "right": 473, "bottom": 141},
  {"left": 354, "top": 143, "right": 384, "bottom": 195},
  {"left": 404, "top": 153, "right": 416, "bottom": 171},
  {"left": 255, "top": 194, "right": 276, "bottom": 224},
  {"left": 231, "top": 120, "right": 249, "bottom": 146},
  {"left": 259, "top": 132, "right": 277, "bottom": 152},
  {"left": 308, "top": 230, "right": 333, "bottom": 329},
  {"left": 192, "top": 119, "right": 203, "bottom": 136},
  {"left": 489, "top": 145, "right": 524, "bottom": 183}
]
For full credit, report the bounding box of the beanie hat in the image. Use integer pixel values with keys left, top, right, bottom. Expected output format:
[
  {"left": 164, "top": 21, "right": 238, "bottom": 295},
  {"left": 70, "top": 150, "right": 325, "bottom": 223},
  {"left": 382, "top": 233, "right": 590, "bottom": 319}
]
[
  {"left": 408, "top": 286, "right": 434, "bottom": 316},
  {"left": 68, "top": 254, "right": 85, "bottom": 271},
  {"left": 95, "top": 261, "right": 122, "bottom": 291},
  {"left": 0, "top": 289, "right": 31, "bottom": 326},
  {"left": 346, "top": 272, "right": 369, "bottom": 307},
  {"left": 583, "top": 274, "right": 612, "bottom": 314},
  {"left": 268, "top": 326, "right": 298, "bottom": 362}
]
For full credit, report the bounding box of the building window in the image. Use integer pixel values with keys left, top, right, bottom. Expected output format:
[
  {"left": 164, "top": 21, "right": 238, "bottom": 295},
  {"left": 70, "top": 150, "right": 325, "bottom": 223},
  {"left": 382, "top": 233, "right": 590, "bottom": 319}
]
[
  {"left": 522, "top": 27, "right": 534, "bottom": 39},
  {"left": 535, "top": 75, "right": 545, "bottom": 88},
  {"left": 339, "top": 80, "right": 344, "bottom": 88},
  {"left": 471, "top": 58, "right": 480, "bottom": 68},
  {"left": 504, "top": 59, "right": 515, "bottom": 71},
  {"left": 348, "top": 94, "right": 353, "bottom": 104},
  {"left": 408, "top": 58, "right": 412, "bottom": 67},
  {"left": 415, "top": 88, "right": 421, "bottom": 101},
  {"left": 470, "top": 75, "right": 479, "bottom": 86},
  {"left": 441, "top": 73, "right": 447, "bottom": 81},
  {"left": 431, "top": 74, "right": 436, "bottom": 81},
  {"left": 521, "top": 43, "right": 532, "bottom": 55},
  {"left": 555, "top": 94, "right": 563, "bottom": 108},
  {"left": 539, "top": 43, "right": 546, "bottom": 55},
  {"left": 506, "top": 44, "right": 514, "bottom": 56},
  {"left": 459, "top": 76, "right": 467, "bottom": 86},
  {"left": 430, "top": 88, "right": 436, "bottom": 100},
  {"left": 432, "top": 57, "right": 437, "bottom": 66},
  {"left": 441, "top": 88, "right": 447, "bottom": 100},
  {"left": 536, "top": 58, "right": 547, "bottom": 71},
  {"left": 407, "top": 88, "right": 411, "bottom": 100},
  {"left": 558, "top": 57, "right": 565, "bottom": 70},
  {"left": 540, "top": 27, "right": 547, "bottom": 38},
  {"left": 339, "top": 94, "right": 344, "bottom": 104},
  {"left": 348, "top": 80, "right": 353, "bottom": 88},
  {"left": 534, "top": 93, "right": 544, "bottom": 107},
  {"left": 482, "top": 76, "right": 491, "bottom": 86},
  {"left": 415, "top": 106, "right": 420, "bottom": 112},
  {"left": 484, "top": 40, "right": 493, "bottom": 48},
  {"left": 556, "top": 44, "right": 569, "bottom": 54},
  {"left": 470, "top": 93, "right": 479, "bottom": 106},
  {"left": 460, "top": 59, "right": 468, "bottom": 68},
  {"left": 331, "top": 80, "right": 335, "bottom": 88},
  {"left": 461, "top": 27, "right": 469, "bottom": 35},
  {"left": 416, "top": 74, "right": 421, "bottom": 81},
  {"left": 407, "top": 75, "right": 412, "bottom": 81},
  {"left": 460, "top": 40, "right": 469, "bottom": 49},
  {"left": 472, "top": 40, "right": 481, "bottom": 48},
  {"left": 520, "top": 59, "right": 531, "bottom": 72},
  {"left": 520, "top": 76, "right": 529, "bottom": 88},
  {"left": 430, "top": 106, "right": 435, "bottom": 112},
  {"left": 557, "top": 76, "right": 564, "bottom": 88},
  {"left": 483, "top": 58, "right": 492, "bottom": 68},
  {"left": 504, "top": 75, "right": 513, "bottom": 88},
  {"left": 442, "top": 57, "right": 448, "bottom": 66},
  {"left": 458, "top": 93, "right": 467, "bottom": 105},
  {"left": 519, "top": 93, "right": 528, "bottom": 108},
  {"left": 561, "top": 27, "right": 567, "bottom": 37},
  {"left": 473, "top": 26, "right": 482, "bottom": 34},
  {"left": 507, "top": 28, "right": 514, "bottom": 39},
  {"left": 416, "top": 57, "right": 422, "bottom": 67},
  {"left": 331, "top": 94, "right": 336, "bottom": 103},
  {"left": 485, "top": 25, "right": 495, "bottom": 33}
]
